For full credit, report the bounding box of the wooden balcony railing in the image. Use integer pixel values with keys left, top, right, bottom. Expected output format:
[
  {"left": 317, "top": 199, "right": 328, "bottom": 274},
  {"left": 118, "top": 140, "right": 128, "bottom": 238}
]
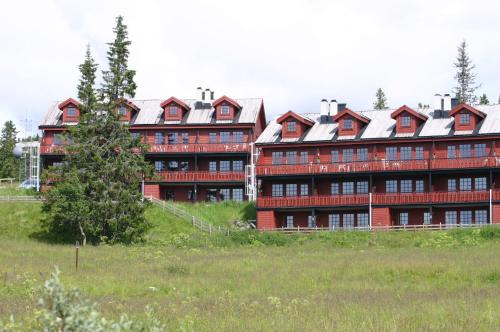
[
  {"left": 153, "top": 171, "right": 245, "bottom": 182},
  {"left": 40, "top": 145, "right": 65, "bottom": 154},
  {"left": 258, "top": 190, "right": 497, "bottom": 208},
  {"left": 257, "top": 157, "right": 498, "bottom": 176},
  {"left": 148, "top": 143, "right": 250, "bottom": 153}
]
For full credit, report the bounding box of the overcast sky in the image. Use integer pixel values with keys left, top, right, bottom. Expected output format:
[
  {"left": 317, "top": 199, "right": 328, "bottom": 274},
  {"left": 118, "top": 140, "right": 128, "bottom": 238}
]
[{"left": 1, "top": 0, "right": 499, "bottom": 136}]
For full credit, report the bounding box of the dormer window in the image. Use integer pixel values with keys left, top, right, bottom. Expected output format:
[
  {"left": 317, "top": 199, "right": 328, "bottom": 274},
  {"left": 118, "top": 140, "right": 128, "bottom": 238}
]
[
  {"left": 118, "top": 106, "right": 127, "bottom": 116},
  {"left": 169, "top": 106, "right": 178, "bottom": 116},
  {"left": 401, "top": 115, "right": 411, "bottom": 127},
  {"left": 221, "top": 105, "right": 230, "bottom": 115},
  {"left": 343, "top": 118, "right": 353, "bottom": 130},
  {"left": 67, "top": 107, "right": 77, "bottom": 117},
  {"left": 287, "top": 121, "right": 297, "bottom": 132},
  {"left": 460, "top": 112, "right": 470, "bottom": 125},
  {"left": 212, "top": 96, "right": 241, "bottom": 121}
]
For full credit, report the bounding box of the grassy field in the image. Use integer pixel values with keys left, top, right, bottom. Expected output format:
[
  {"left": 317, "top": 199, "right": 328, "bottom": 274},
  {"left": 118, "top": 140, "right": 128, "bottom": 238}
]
[
  {"left": 172, "top": 200, "right": 256, "bottom": 227},
  {"left": 0, "top": 183, "right": 37, "bottom": 196},
  {"left": 1, "top": 200, "right": 499, "bottom": 331}
]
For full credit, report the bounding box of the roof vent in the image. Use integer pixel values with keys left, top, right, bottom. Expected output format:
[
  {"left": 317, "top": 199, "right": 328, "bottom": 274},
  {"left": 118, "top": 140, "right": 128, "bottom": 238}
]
[
  {"left": 320, "top": 99, "right": 329, "bottom": 123},
  {"left": 338, "top": 103, "right": 347, "bottom": 113}
]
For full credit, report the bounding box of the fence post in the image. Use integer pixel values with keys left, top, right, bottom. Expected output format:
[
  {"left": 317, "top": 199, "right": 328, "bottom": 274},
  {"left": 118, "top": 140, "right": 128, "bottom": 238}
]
[
  {"left": 209, "top": 224, "right": 212, "bottom": 234},
  {"left": 192, "top": 216, "right": 195, "bottom": 226}
]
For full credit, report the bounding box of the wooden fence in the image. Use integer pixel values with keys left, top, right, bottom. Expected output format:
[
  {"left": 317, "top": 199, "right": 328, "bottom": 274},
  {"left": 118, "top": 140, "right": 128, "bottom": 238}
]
[{"left": 0, "top": 195, "right": 42, "bottom": 202}]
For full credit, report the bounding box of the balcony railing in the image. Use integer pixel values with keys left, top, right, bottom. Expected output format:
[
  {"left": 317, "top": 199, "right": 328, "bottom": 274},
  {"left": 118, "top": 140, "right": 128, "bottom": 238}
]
[
  {"left": 258, "top": 190, "right": 497, "bottom": 208},
  {"left": 148, "top": 143, "right": 250, "bottom": 153},
  {"left": 257, "top": 157, "right": 498, "bottom": 176},
  {"left": 152, "top": 170, "right": 245, "bottom": 182},
  {"left": 40, "top": 145, "right": 65, "bottom": 154}
]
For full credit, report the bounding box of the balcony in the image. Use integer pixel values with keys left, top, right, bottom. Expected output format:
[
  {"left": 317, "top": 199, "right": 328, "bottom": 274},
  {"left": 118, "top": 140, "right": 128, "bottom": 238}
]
[
  {"left": 258, "top": 190, "right": 497, "bottom": 208},
  {"left": 40, "top": 145, "right": 65, "bottom": 154},
  {"left": 153, "top": 170, "right": 245, "bottom": 183},
  {"left": 257, "top": 157, "right": 498, "bottom": 176},
  {"left": 148, "top": 143, "right": 250, "bottom": 154}
]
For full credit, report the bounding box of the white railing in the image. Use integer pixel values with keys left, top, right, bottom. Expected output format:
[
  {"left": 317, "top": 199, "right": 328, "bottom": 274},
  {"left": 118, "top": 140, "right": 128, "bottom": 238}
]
[
  {"left": 261, "top": 223, "right": 499, "bottom": 232},
  {"left": 0, "top": 195, "right": 42, "bottom": 202},
  {"left": 146, "top": 196, "right": 231, "bottom": 234}
]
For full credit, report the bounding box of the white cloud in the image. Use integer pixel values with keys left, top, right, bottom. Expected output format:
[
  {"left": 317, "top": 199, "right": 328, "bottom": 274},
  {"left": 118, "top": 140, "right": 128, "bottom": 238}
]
[{"left": 1, "top": 0, "right": 499, "bottom": 136}]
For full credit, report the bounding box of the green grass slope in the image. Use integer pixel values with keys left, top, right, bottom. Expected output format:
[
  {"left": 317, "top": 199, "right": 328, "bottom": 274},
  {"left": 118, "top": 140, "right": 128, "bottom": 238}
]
[{"left": 172, "top": 201, "right": 256, "bottom": 227}]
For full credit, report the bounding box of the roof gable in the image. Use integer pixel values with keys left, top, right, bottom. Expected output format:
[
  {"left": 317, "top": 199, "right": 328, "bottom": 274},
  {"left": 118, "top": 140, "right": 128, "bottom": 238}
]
[
  {"left": 160, "top": 96, "right": 190, "bottom": 110},
  {"left": 212, "top": 95, "right": 241, "bottom": 109},
  {"left": 391, "top": 105, "right": 428, "bottom": 121},
  {"left": 276, "top": 111, "right": 314, "bottom": 127},
  {"left": 58, "top": 98, "right": 80, "bottom": 110},
  {"left": 332, "top": 108, "right": 370, "bottom": 124},
  {"left": 449, "top": 103, "right": 486, "bottom": 118}
]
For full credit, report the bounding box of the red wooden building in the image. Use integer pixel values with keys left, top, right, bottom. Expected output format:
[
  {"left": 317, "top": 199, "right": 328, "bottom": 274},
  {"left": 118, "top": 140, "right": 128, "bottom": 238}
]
[
  {"left": 39, "top": 88, "right": 267, "bottom": 202},
  {"left": 255, "top": 94, "right": 500, "bottom": 229}
]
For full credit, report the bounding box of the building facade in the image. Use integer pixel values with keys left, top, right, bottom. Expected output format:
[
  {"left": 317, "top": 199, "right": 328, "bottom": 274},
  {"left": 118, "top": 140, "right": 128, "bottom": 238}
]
[
  {"left": 255, "top": 94, "right": 500, "bottom": 229},
  {"left": 39, "top": 88, "right": 267, "bottom": 202}
]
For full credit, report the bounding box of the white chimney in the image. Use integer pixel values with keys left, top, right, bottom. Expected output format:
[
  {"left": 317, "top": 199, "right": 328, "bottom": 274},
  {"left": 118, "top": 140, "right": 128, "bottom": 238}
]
[
  {"left": 433, "top": 94, "right": 443, "bottom": 110},
  {"left": 443, "top": 94, "right": 452, "bottom": 111},
  {"left": 204, "top": 88, "right": 211, "bottom": 101},
  {"left": 197, "top": 87, "right": 203, "bottom": 102},
  {"left": 330, "top": 99, "right": 338, "bottom": 116},
  {"left": 320, "top": 99, "right": 329, "bottom": 117}
]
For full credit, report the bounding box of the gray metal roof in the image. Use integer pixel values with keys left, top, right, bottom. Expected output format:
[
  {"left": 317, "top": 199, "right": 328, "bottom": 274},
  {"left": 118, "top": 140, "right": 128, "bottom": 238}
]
[
  {"left": 257, "top": 104, "right": 500, "bottom": 144},
  {"left": 41, "top": 98, "right": 263, "bottom": 127}
]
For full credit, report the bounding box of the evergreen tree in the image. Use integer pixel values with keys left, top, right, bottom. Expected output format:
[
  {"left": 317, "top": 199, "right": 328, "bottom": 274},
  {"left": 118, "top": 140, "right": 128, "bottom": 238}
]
[
  {"left": 479, "top": 93, "right": 489, "bottom": 105},
  {"left": 43, "top": 16, "right": 152, "bottom": 244},
  {"left": 0, "top": 121, "right": 19, "bottom": 179},
  {"left": 373, "top": 88, "right": 388, "bottom": 110},
  {"left": 453, "top": 40, "right": 479, "bottom": 104}
]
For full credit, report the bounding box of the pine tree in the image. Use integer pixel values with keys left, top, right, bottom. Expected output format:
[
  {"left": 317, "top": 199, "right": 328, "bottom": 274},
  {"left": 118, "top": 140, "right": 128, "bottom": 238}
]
[
  {"left": 373, "top": 88, "right": 388, "bottom": 110},
  {"left": 0, "top": 121, "right": 19, "bottom": 179},
  {"left": 43, "top": 16, "right": 152, "bottom": 244},
  {"left": 479, "top": 93, "right": 489, "bottom": 105},
  {"left": 77, "top": 45, "right": 98, "bottom": 114},
  {"left": 453, "top": 40, "right": 479, "bottom": 104}
]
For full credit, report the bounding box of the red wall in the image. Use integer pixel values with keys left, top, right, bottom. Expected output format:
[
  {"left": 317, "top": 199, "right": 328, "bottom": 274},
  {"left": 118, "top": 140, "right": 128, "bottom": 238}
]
[
  {"left": 144, "top": 184, "right": 160, "bottom": 199},
  {"left": 372, "top": 207, "right": 390, "bottom": 226},
  {"left": 257, "top": 211, "right": 277, "bottom": 229}
]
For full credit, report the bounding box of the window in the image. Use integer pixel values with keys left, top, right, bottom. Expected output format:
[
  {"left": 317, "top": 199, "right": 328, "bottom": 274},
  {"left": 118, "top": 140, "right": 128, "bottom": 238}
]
[
  {"left": 474, "top": 143, "right": 487, "bottom": 157},
  {"left": 459, "top": 144, "right": 471, "bottom": 158},
  {"left": 131, "top": 132, "right": 140, "bottom": 140},
  {"left": 386, "top": 180, "right": 398, "bottom": 193},
  {"left": 459, "top": 178, "right": 472, "bottom": 191},
  {"left": 67, "top": 107, "right": 77, "bottom": 116},
  {"left": 233, "top": 160, "right": 243, "bottom": 172},
  {"left": 399, "top": 212, "right": 409, "bottom": 225},
  {"left": 343, "top": 182, "right": 354, "bottom": 195},
  {"left": 331, "top": 182, "right": 340, "bottom": 195},
  {"left": 169, "top": 106, "right": 178, "bottom": 116},
  {"left": 386, "top": 147, "right": 397, "bottom": 160},
  {"left": 447, "top": 145, "right": 456, "bottom": 159},
  {"left": 415, "top": 146, "right": 424, "bottom": 160},
  {"left": 400, "top": 180, "right": 412, "bottom": 193},
  {"left": 118, "top": 106, "right": 127, "bottom": 116},
  {"left": 286, "top": 183, "right": 297, "bottom": 196},
  {"left": 329, "top": 214, "right": 340, "bottom": 229},
  {"left": 167, "top": 132, "right": 178, "bottom": 145},
  {"left": 154, "top": 161, "right": 165, "bottom": 172},
  {"left": 459, "top": 112, "right": 470, "bottom": 125},
  {"left": 209, "top": 161, "right": 217, "bottom": 172},
  {"left": 308, "top": 215, "right": 316, "bottom": 228},
  {"left": 357, "top": 148, "right": 368, "bottom": 161},
  {"left": 233, "top": 131, "right": 244, "bottom": 143},
  {"left": 460, "top": 210, "right": 472, "bottom": 225},
  {"left": 154, "top": 132, "right": 165, "bottom": 144},
  {"left": 331, "top": 150, "right": 339, "bottom": 163},
  {"left": 357, "top": 181, "right": 369, "bottom": 194},
  {"left": 167, "top": 161, "right": 178, "bottom": 171},
  {"left": 475, "top": 177, "right": 487, "bottom": 191},
  {"left": 287, "top": 121, "right": 296, "bottom": 132},
  {"left": 220, "top": 160, "right": 231, "bottom": 172},
  {"left": 358, "top": 213, "right": 369, "bottom": 228},
  {"left": 445, "top": 211, "right": 457, "bottom": 225},
  {"left": 180, "top": 161, "right": 189, "bottom": 171},
  {"left": 220, "top": 132, "right": 230, "bottom": 143},
  {"left": 401, "top": 147, "right": 412, "bottom": 160},
  {"left": 300, "top": 151, "right": 308, "bottom": 164},
  {"left": 220, "top": 189, "right": 231, "bottom": 201},
  {"left": 232, "top": 188, "right": 244, "bottom": 201},
  {"left": 401, "top": 115, "right": 411, "bottom": 127},
  {"left": 272, "top": 151, "right": 283, "bottom": 165},
  {"left": 448, "top": 179, "right": 457, "bottom": 191},
  {"left": 286, "top": 216, "right": 294, "bottom": 228},
  {"left": 209, "top": 132, "right": 217, "bottom": 144},
  {"left": 300, "top": 184, "right": 309, "bottom": 196},
  {"left": 423, "top": 212, "right": 432, "bottom": 225},
  {"left": 221, "top": 105, "right": 230, "bottom": 115},
  {"left": 286, "top": 151, "right": 297, "bottom": 164},
  {"left": 415, "top": 180, "right": 424, "bottom": 193},
  {"left": 180, "top": 132, "right": 188, "bottom": 144},
  {"left": 54, "top": 134, "right": 63, "bottom": 145},
  {"left": 343, "top": 214, "right": 354, "bottom": 229},
  {"left": 475, "top": 210, "right": 487, "bottom": 224},
  {"left": 272, "top": 184, "right": 283, "bottom": 197},
  {"left": 343, "top": 118, "right": 353, "bottom": 130},
  {"left": 343, "top": 149, "right": 353, "bottom": 162}
]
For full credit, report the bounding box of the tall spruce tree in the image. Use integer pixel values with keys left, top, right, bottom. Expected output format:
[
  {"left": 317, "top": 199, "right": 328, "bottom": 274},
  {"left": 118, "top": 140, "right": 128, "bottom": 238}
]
[
  {"left": 373, "top": 88, "right": 388, "bottom": 110},
  {"left": 453, "top": 40, "right": 479, "bottom": 104},
  {"left": 0, "top": 121, "right": 19, "bottom": 179},
  {"left": 43, "top": 17, "right": 152, "bottom": 244},
  {"left": 479, "top": 93, "right": 489, "bottom": 105}
]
